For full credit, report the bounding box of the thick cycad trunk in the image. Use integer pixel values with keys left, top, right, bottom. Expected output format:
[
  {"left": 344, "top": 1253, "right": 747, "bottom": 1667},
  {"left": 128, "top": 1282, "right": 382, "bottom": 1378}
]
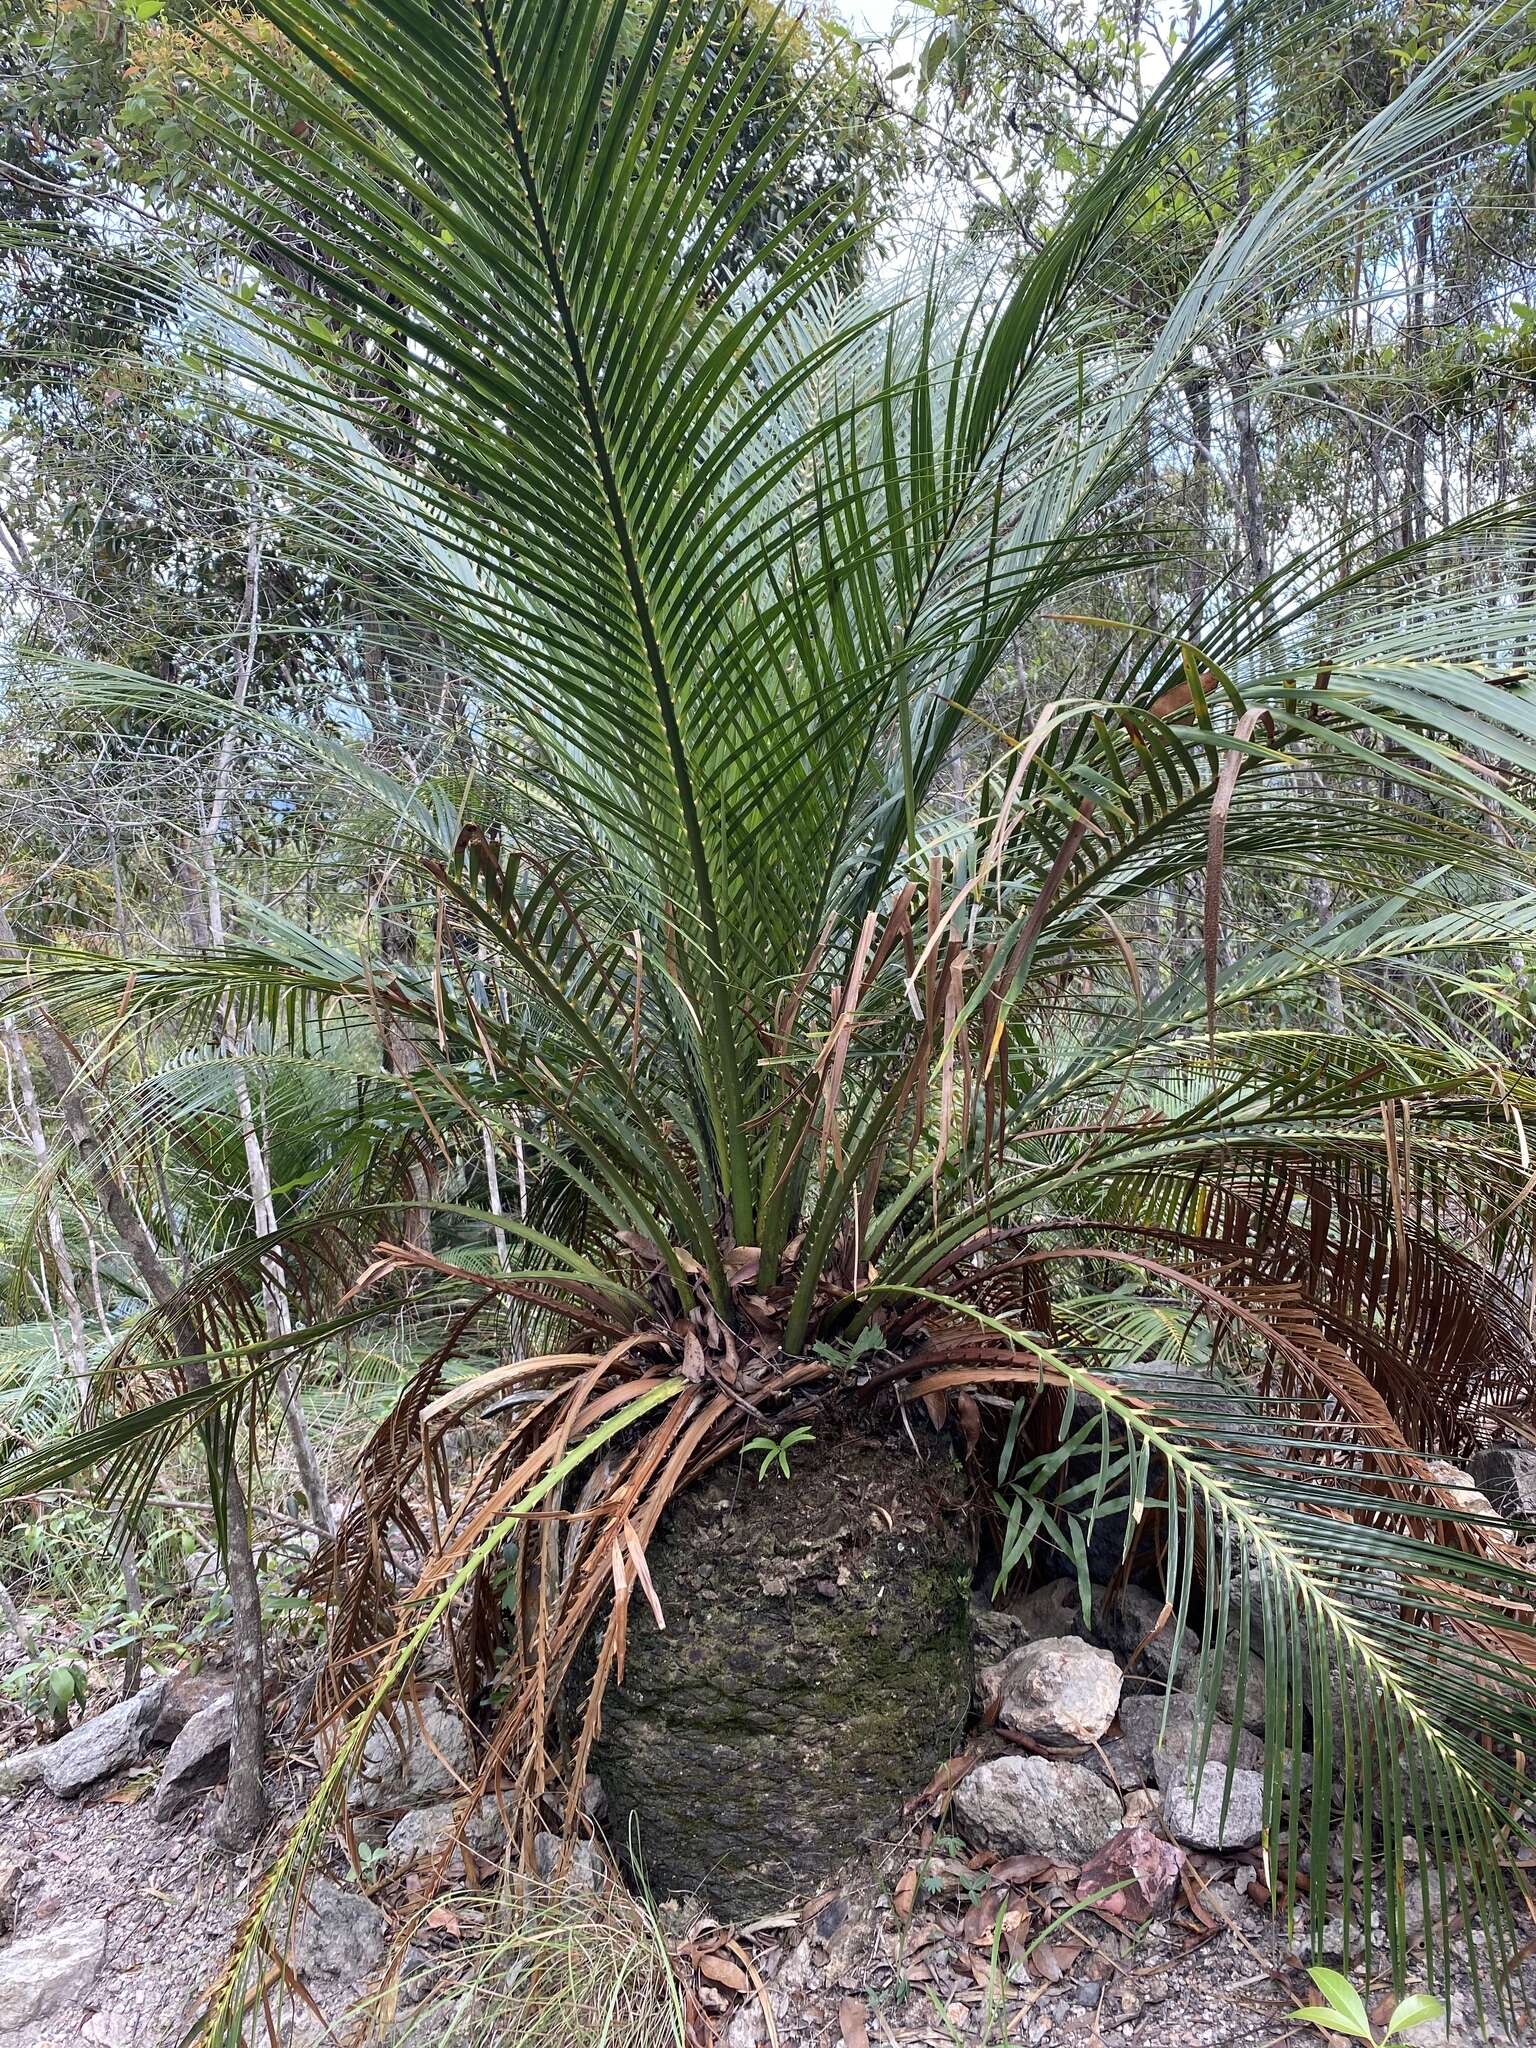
[{"left": 592, "top": 1419, "right": 973, "bottom": 1921}]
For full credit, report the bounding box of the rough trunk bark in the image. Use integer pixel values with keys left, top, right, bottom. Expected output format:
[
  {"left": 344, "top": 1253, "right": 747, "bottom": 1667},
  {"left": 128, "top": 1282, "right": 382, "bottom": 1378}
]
[{"left": 591, "top": 1420, "right": 972, "bottom": 1920}]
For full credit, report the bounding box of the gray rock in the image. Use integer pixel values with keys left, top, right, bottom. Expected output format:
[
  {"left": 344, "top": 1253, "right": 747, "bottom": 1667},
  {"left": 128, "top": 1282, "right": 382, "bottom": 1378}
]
[
  {"left": 0, "top": 1915, "right": 107, "bottom": 2028},
  {"left": 983, "top": 1637, "right": 1123, "bottom": 1745},
  {"left": 1095, "top": 1587, "right": 1266, "bottom": 1732},
  {"left": 155, "top": 1694, "right": 234, "bottom": 1819},
  {"left": 1044, "top": 1361, "right": 1269, "bottom": 1584},
  {"left": 353, "top": 1696, "right": 473, "bottom": 1811},
  {"left": 291, "top": 1876, "right": 388, "bottom": 1988},
  {"left": 971, "top": 1592, "right": 1031, "bottom": 1665},
  {"left": 1161, "top": 1764, "right": 1265, "bottom": 1850},
  {"left": 533, "top": 1830, "right": 602, "bottom": 1888},
  {"left": 1092, "top": 1585, "right": 1195, "bottom": 1684},
  {"left": 40, "top": 1677, "right": 168, "bottom": 1798},
  {"left": 996, "top": 1577, "right": 1092, "bottom": 1645},
  {"left": 1080, "top": 1734, "right": 1148, "bottom": 1792},
  {"left": 1468, "top": 1446, "right": 1536, "bottom": 1527},
  {"left": 0, "top": 1744, "right": 49, "bottom": 1796},
  {"left": 1117, "top": 1693, "right": 1263, "bottom": 1784},
  {"left": 0, "top": 1857, "right": 24, "bottom": 1934},
  {"left": 578, "top": 1772, "right": 608, "bottom": 1826},
  {"left": 382, "top": 1794, "right": 509, "bottom": 1873},
  {"left": 149, "top": 1666, "right": 233, "bottom": 1746},
  {"left": 952, "top": 1755, "right": 1124, "bottom": 1860}
]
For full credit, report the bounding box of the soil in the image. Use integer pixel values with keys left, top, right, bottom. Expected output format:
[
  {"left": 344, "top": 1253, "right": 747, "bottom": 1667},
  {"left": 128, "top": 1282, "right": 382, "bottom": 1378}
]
[
  {"left": 1, "top": 1721, "right": 1529, "bottom": 2047},
  {"left": 705, "top": 1827, "right": 1535, "bottom": 2048},
  {"left": 0, "top": 1772, "right": 253, "bottom": 2047}
]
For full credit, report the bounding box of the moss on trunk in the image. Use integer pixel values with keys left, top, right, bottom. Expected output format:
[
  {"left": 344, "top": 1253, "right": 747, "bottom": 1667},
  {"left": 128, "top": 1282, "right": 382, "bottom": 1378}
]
[{"left": 592, "top": 1420, "right": 973, "bottom": 1920}]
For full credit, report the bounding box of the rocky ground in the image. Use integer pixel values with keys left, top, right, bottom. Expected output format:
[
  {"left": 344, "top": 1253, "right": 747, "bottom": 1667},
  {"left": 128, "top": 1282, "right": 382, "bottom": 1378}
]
[{"left": 0, "top": 1438, "right": 1533, "bottom": 2045}]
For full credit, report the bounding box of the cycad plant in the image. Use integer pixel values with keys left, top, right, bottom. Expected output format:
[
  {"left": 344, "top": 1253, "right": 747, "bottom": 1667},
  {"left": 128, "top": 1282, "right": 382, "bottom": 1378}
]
[{"left": 7, "top": 0, "right": 1536, "bottom": 2034}]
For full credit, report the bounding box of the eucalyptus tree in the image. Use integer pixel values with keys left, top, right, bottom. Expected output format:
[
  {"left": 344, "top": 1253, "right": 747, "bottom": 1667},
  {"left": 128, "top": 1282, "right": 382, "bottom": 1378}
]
[{"left": 5, "top": 0, "right": 1536, "bottom": 2033}]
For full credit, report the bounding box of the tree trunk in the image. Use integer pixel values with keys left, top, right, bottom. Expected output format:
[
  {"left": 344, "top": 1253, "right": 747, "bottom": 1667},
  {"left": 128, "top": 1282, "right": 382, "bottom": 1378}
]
[
  {"left": 0, "top": 906, "right": 269, "bottom": 1840},
  {"left": 1, "top": 1012, "right": 146, "bottom": 1692},
  {"left": 1182, "top": 363, "right": 1212, "bottom": 630},
  {"left": 590, "top": 1419, "right": 972, "bottom": 1919}
]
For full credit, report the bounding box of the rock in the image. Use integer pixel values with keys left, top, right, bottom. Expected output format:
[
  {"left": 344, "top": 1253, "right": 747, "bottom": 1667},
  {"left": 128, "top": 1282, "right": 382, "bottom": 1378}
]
[
  {"left": 1091, "top": 1586, "right": 1194, "bottom": 1685},
  {"left": 1160, "top": 1764, "right": 1265, "bottom": 1850},
  {"left": 995, "top": 1577, "right": 1091, "bottom": 1645},
  {"left": 0, "top": 1857, "right": 24, "bottom": 1934},
  {"left": 1468, "top": 1446, "right": 1536, "bottom": 1527},
  {"left": 381, "top": 1795, "right": 509, "bottom": 1873},
  {"left": 0, "top": 1915, "right": 107, "bottom": 2028},
  {"left": 1076, "top": 1826, "right": 1184, "bottom": 1920},
  {"left": 970, "top": 1592, "right": 1030, "bottom": 1665},
  {"left": 982, "top": 1637, "right": 1123, "bottom": 1744},
  {"left": 149, "top": 1666, "right": 233, "bottom": 1746},
  {"left": 0, "top": 1744, "right": 49, "bottom": 1796},
  {"left": 39, "top": 1677, "right": 168, "bottom": 1798},
  {"left": 353, "top": 1695, "right": 473, "bottom": 1811},
  {"left": 1121, "top": 1786, "right": 1162, "bottom": 1829},
  {"left": 1094, "top": 1587, "right": 1266, "bottom": 1732},
  {"left": 533, "top": 1831, "right": 601, "bottom": 1888},
  {"left": 1426, "top": 1460, "right": 1510, "bottom": 1535},
  {"left": 593, "top": 1424, "right": 973, "bottom": 1921},
  {"left": 952, "top": 1756, "right": 1124, "bottom": 1860},
  {"left": 578, "top": 1772, "right": 608, "bottom": 1826},
  {"left": 724, "top": 2005, "right": 768, "bottom": 2048},
  {"left": 1116, "top": 1693, "right": 1263, "bottom": 1784},
  {"left": 155, "top": 1694, "right": 234, "bottom": 1819},
  {"left": 291, "top": 1876, "right": 388, "bottom": 1989},
  {"left": 1080, "top": 1734, "right": 1147, "bottom": 1792}
]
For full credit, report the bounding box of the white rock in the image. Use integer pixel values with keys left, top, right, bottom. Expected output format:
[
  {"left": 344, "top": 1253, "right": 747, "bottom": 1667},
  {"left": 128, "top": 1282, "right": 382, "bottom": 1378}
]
[
  {"left": 952, "top": 1755, "right": 1124, "bottom": 1860},
  {"left": 1161, "top": 1764, "right": 1264, "bottom": 1850},
  {"left": 0, "top": 1915, "right": 107, "bottom": 2028},
  {"left": 984, "top": 1637, "right": 1123, "bottom": 1745}
]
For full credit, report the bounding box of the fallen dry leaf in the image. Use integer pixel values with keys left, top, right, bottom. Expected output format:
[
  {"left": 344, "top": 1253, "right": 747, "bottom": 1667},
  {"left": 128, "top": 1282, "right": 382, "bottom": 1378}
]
[
  {"left": 961, "top": 1886, "right": 1009, "bottom": 1947},
  {"left": 423, "top": 1904, "right": 462, "bottom": 1935},
  {"left": 1178, "top": 1866, "right": 1221, "bottom": 1931},
  {"left": 893, "top": 1864, "right": 919, "bottom": 1919},
  {"left": 905, "top": 1749, "right": 977, "bottom": 1816},
  {"left": 989, "top": 1852, "right": 1058, "bottom": 1886},
  {"left": 838, "top": 1994, "right": 871, "bottom": 2048},
  {"left": 101, "top": 1774, "right": 155, "bottom": 1806},
  {"left": 696, "top": 1952, "right": 751, "bottom": 1995}
]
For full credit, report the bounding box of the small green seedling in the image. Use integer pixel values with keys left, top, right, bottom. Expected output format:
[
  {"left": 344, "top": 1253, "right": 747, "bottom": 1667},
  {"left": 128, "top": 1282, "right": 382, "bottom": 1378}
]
[
  {"left": 1289, "top": 1967, "right": 1444, "bottom": 2044},
  {"left": 742, "top": 1426, "right": 814, "bottom": 1481},
  {"left": 809, "top": 1324, "right": 885, "bottom": 1370}
]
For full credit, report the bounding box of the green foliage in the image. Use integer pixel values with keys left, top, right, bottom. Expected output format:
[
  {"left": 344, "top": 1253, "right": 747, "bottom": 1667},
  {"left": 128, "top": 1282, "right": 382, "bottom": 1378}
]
[
  {"left": 1290, "top": 1966, "right": 1446, "bottom": 2043},
  {"left": 3, "top": 2, "right": 1536, "bottom": 2036},
  {"left": 741, "top": 1425, "right": 814, "bottom": 1482}
]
